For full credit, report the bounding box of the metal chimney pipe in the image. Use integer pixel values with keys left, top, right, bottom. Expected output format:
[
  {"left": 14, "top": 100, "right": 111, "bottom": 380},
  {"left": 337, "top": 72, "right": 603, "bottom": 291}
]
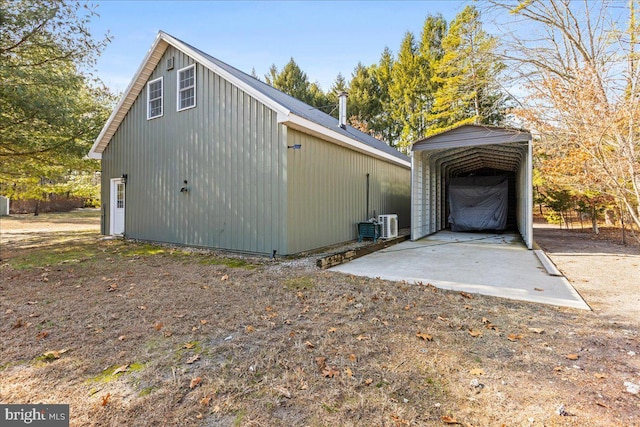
[{"left": 338, "top": 91, "right": 348, "bottom": 129}]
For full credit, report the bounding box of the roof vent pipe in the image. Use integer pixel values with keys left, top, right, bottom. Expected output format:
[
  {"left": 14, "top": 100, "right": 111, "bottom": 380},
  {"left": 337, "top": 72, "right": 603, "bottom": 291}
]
[{"left": 338, "top": 91, "right": 348, "bottom": 129}]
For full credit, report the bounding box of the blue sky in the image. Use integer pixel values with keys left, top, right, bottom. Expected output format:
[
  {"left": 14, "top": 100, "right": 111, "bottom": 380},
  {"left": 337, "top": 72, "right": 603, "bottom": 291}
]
[{"left": 90, "top": 1, "right": 471, "bottom": 94}]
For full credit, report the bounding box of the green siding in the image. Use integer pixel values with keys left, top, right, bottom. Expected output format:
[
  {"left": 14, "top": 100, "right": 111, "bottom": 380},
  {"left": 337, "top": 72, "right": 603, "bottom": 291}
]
[
  {"left": 286, "top": 129, "right": 411, "bottom": 254},
  {"left": 101, "top": 46, "right": 411, "bottom": 255},
  {"left": 102, "top": 46, "right": 288, "bottom": 254}
]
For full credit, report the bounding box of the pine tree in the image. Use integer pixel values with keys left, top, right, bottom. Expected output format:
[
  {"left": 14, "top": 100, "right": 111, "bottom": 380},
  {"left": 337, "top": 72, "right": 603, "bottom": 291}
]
[
  {"left": 389, "top": 32, "right": 424, "bottom": 151},
  {"left": 265, "top": 58, "right": 328, "bottom": 110},
  {"left": 371, "top": 47, "right": 398, "bottom": 144},
  {"left": 347, "top": 62, "right": 382, "bottom": 130},
  {"left": 428, "top": 5, "right": 508, "bottom": 134},
  {"left": 418, "top": 14, "right": 447, "bottom": 131},
  {"left": 326, "top": 73, "right": 348, "bottom": 118},
  {"left": 0, "top": 0, "right": 113, "bottom": 205}
]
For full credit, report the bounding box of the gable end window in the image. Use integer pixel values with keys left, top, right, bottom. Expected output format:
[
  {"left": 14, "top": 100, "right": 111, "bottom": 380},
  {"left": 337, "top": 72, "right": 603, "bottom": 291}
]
[
  {"left": 147, "top": 77, "right": 163, "bottom": 119},
  {"left": 177, "top": 64, "right": 196, "bottom": 111}
]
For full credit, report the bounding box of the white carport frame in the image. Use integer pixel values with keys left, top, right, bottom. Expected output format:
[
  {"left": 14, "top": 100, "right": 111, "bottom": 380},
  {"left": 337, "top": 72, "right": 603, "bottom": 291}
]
[{"left": 411, "top": 125, "right": 534, "bottom": 249}]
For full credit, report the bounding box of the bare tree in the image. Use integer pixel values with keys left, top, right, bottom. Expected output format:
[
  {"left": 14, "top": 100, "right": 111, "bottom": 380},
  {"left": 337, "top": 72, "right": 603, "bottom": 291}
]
[{"left": 486, "top": 0, "right": 640, "bottom": 230}]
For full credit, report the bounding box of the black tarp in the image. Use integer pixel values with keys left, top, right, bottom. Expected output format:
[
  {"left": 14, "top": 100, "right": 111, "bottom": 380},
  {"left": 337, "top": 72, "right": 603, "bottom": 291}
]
[{"left": 448, "top": 176, "right": 508, "bottom": 231}]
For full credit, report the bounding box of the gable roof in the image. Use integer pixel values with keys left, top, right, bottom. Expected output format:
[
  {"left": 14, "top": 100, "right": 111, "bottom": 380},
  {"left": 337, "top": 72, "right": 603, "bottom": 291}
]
[
  {"left": 412, "top": 124, "right": 532, "bottom": 152},
  {"left": 89, "top": 31, "right": 409, "bottom": 167}
]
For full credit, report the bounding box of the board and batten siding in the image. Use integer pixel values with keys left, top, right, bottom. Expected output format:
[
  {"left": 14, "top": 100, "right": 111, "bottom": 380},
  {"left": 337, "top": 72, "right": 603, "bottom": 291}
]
[
  {"left": 101, "top": 46, "right": 288, "bottom": 254},
  {"left": 286, "top": 129, "right": 411, "bottom": 254}
]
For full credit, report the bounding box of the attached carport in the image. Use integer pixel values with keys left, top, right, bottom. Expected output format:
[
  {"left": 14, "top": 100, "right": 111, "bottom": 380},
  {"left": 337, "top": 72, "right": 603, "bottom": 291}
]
[{"left": 411, "top": 125, "right": 533, "bottom": 248}]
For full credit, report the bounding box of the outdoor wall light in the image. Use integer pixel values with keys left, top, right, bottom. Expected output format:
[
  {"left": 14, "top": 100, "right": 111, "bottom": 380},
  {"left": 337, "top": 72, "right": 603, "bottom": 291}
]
[
  {"left": 287, "top": 144, "right": 302, "bottom": 149},
  {"left": 121, "top": 173, "right": 128, "bottom": 183},
  {"left": 180, "top": 180, "right": 188, "bottom": 193}
]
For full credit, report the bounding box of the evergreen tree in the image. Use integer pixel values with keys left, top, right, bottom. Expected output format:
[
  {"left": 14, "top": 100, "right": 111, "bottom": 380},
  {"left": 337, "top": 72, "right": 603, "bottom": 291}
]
[
  {"left": 418, "top": 14, "right": 447, "bottom": 131},
  {"left": 347, "top": 62, "right": 382, "bottom": 130},
  {"left": 265, "top": 58, "right": 328, "bottom": 110},
  {"left": 372, "top": 47, "right": 400, "bottom": 144},
  {"left": 265, "top": 58, "right": 312, "bottom": 103},
  {"left": 428, "top": 5, "right": 508, "bottom": 134},
  {"left": 389, "top": 32, "right": 425, "bottom": 151},
  {"left": 326, "top": 73, "right": 348, "bottom": 118},
  {"left": 0, "top": 0, "right": 113, "bottom": 205}
]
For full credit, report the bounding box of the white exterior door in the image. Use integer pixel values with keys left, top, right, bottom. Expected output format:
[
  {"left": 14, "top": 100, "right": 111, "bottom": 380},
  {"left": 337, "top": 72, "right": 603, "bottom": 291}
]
[{"left": 110, "top": 178, "right": 125, "bottom": 235}]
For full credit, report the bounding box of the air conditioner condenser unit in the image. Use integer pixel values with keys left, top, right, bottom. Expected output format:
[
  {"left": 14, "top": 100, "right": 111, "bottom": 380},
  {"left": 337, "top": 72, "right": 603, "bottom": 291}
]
[{"left": 378, "top": 214, "right": 398, "bottom": 239}]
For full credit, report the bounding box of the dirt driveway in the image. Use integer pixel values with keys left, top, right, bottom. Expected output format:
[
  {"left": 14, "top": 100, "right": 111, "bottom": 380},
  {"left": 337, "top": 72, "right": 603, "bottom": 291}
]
[
  {"left": 1, "top": 212, "right": 639, "bottom": 426},
  {"left": 533, "top": 223, "right": 640, "bottom": 326}
]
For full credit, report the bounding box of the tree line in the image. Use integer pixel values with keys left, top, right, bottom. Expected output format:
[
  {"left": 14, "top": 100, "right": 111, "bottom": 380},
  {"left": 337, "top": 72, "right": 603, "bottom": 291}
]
[
  {"left": 263, "top": 5, "right": 509, "bottom": 153},
  {"left": 1, "top": 0, "right": 638, "bottom": 236}
]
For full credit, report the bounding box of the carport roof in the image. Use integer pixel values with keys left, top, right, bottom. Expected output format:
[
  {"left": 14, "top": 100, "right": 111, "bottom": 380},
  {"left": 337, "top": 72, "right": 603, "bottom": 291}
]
[
  {"left": 411, "top": 124, "right": 532, "bottom": 175},
  {"left": 412, "top": 124, "right": 532, "bottom": 152}
]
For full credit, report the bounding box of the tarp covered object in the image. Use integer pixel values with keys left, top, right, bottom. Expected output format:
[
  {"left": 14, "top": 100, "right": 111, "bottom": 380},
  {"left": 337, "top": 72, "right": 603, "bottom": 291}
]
[{"left": 448, "top": 176, "right": 508, "bottom": 231}]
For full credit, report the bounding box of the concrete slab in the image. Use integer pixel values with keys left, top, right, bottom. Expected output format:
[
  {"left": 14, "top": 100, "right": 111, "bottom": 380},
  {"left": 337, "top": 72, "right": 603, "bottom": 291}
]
[{"left": 330, "top": 231, "right": 590, "bottom": 310}]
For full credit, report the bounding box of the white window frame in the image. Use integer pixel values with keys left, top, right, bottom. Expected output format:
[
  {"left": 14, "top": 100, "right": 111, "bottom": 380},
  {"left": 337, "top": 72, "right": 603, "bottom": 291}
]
[
  {"left": 147, "top": 76, "right": 164, "bottom": 120},
  {"left": 177, "top": 64, "right": 196, "bottom": 111}
]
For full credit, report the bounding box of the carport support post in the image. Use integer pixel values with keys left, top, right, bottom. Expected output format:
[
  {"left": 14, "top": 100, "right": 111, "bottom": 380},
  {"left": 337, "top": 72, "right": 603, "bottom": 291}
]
[{"left": 526, "top": 139, "right": 533, "bottom": 249}]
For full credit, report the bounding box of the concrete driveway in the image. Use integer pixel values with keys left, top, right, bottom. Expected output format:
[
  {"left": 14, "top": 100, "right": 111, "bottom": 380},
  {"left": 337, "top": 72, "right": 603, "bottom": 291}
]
[{"left": 330, "top": 231, "right": 590, "bottom": 310}]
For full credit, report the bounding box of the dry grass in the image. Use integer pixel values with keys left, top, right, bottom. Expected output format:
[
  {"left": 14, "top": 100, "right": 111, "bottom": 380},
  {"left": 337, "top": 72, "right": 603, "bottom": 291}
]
[{"left": 1, "top": 212, "right": 639, "bottom": 426}]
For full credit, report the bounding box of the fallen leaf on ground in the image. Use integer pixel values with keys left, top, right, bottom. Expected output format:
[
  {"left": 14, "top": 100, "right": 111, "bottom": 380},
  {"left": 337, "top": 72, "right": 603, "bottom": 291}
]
[
  {"left": 468, "top": 330, "right": 482, "bottom": 338},
  {"left": 200, "top": 395, "right": 212, "bottom": 406},
  {"left": 470, "top": 368, "right": 485, "bottom": 376},
  {"left": 416, "top": 332, "right": 433, "bottom": 341},
  {"left": 183, "top": 342, "right": 196, "bottom": 349},
  {"left": 221, "top": 274, "right": 229, "bottom": 281},
  {"left": 460, "top": 291, "right": 473, "bottom": 299},
  {"left": 107, "top": 284, "right": 118, "bottom": 292},
  {"left": 118, "top": 335, "right": 126, "bottom": 341},
  {"left": 154, "top": 322, "right": 163, "bottom": 331},
  {"left": 304, "top": 341, "right": 315, "bottom": 348},
  {"left": 112, "top": 364, "right": 129, "bottom": 375},
  {"left": 528, "top": 328, "right": 545, "bottom": 334},
  {"left": 594, "top": 373, "right": 607, "bottom": 379},
  {"left": 273, "top": 385, "right": 292, "bottom": 398},
  {"left": 327, "top": 327, "right": 337, "bottom": 334},
  {"left": 566, "top": 354, "right": 580, "bottom": 360},
  {"left": 441, "top": 415, "right": 460, "bottom": 424},
  {"left": 36, "top": 331, "right": 49, "bottom": 339},
  {"left": 42, "top": 349, "right": 69, "bottom": 360},
  {"left": 315, "top": 357, "right": 326, "bottom": 371},
  {"left": 481, "top": 317, "right": 490, "bottom": 324},
  {"left": 137, "top": 305, "right": 146, "bottom": 310},
  {"left": 322, "top": 366, "right": 340, "bottom": 378},
  {"left": 356, "top": 335, "right": 371, "bottom": 341},
  {"left": 364, "top": 378, "right": 373, "bottom": 385},
  {"left": 245, "top": 325, "right": 255, "bottom": 333},
  {"left": 101, "top": 393, "right": 111, "bottom": 406},
  {"left": 349, "top": 353, "right": 357, "bottom": 362},
  {"left": 344, "top": 367, "right": 353, "bottom": 377},
  {"left": 200, "top": 319, "right": 208, "bottom": 325},
  {"left": 507, "top": 334, "right": 523, "bottom": 341},
  {"left": 186, "top": 354, "right": 200, "bottom": 364},
  {"left": 189, "top": 377, "right": 202, "bottom": 389}
]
